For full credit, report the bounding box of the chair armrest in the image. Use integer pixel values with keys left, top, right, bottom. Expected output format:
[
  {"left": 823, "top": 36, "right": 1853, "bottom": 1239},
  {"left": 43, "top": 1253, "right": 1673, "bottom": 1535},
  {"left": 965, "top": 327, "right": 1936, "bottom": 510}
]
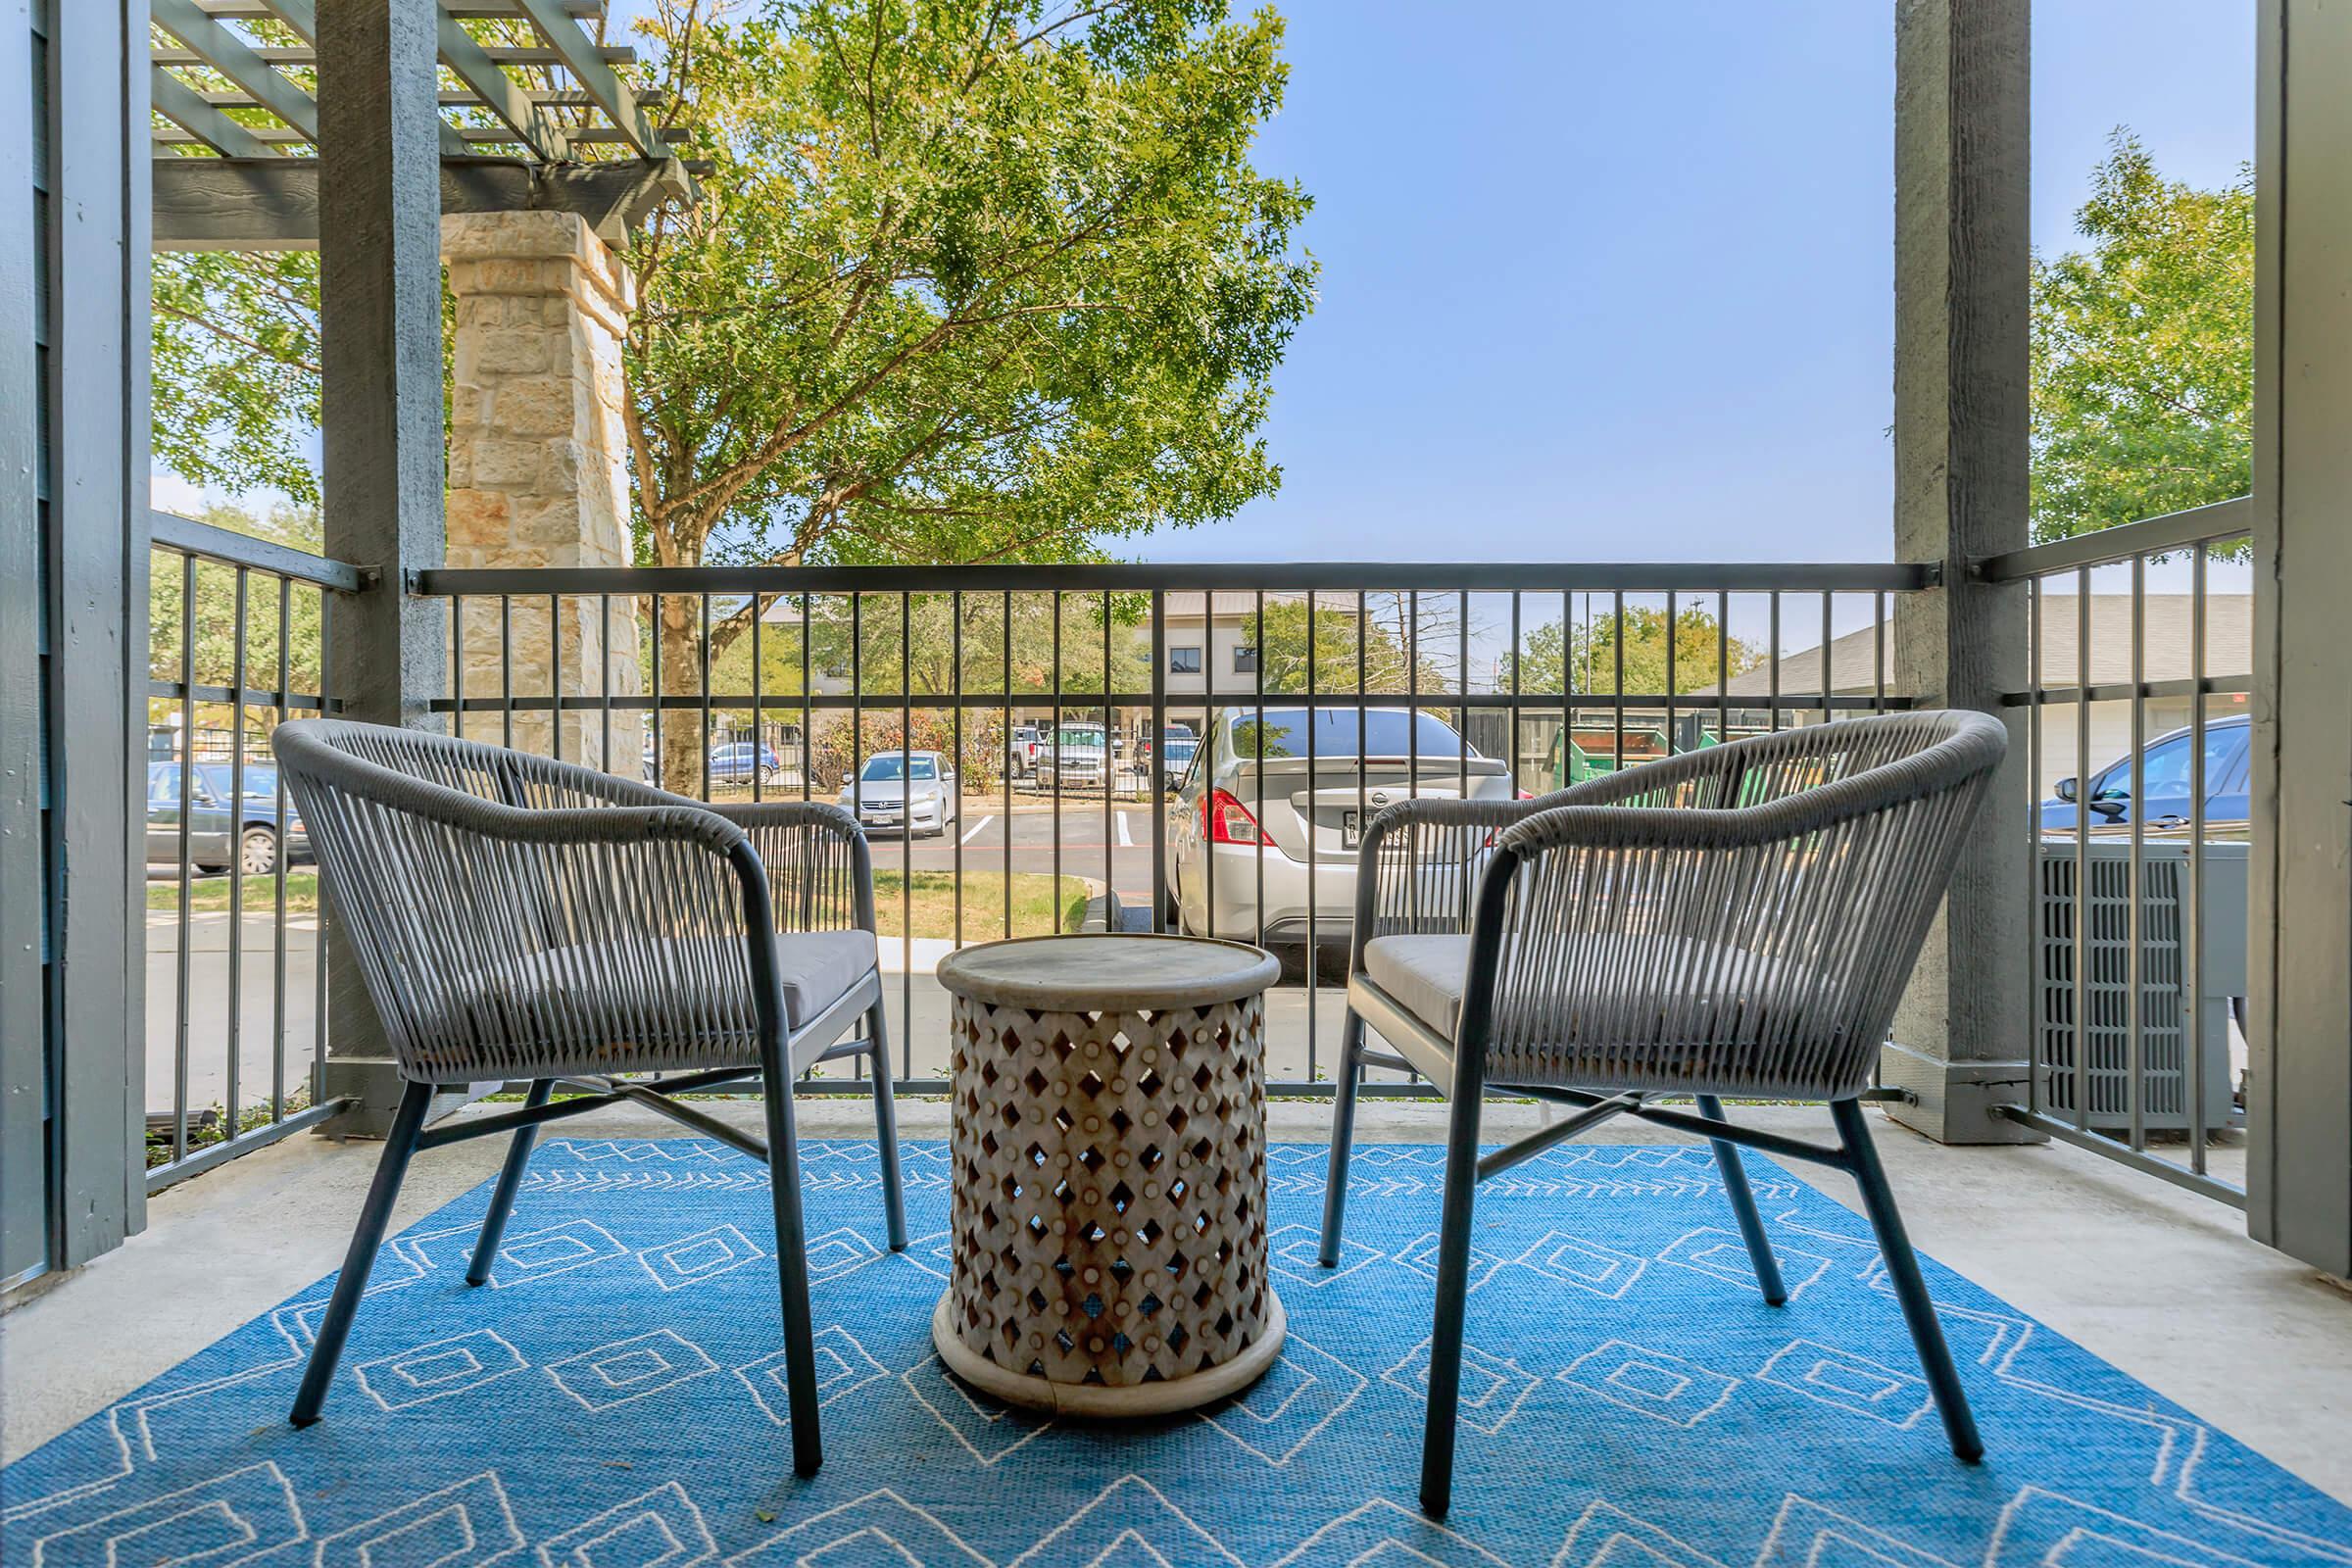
[
  {"left": 1349, "top": 791, "right": 1573, "bottom": 967},
  {"left": 705, "top": 799, "right": 876, "bottom": 935}
]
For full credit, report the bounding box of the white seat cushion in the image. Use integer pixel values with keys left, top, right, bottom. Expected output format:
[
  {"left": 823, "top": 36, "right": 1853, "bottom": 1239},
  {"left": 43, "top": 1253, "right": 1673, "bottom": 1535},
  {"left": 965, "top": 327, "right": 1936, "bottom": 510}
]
[
  {"left": 422, "top": 928, "right": 879, "bottom": 1077},
  {"left": 1361, "top": 932, "right": 1821, "bottom": 1043}
]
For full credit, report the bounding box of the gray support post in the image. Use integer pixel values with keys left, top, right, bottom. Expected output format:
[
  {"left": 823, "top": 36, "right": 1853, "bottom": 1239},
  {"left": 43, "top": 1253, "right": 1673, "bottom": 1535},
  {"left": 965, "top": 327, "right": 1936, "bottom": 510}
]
[
  {"left": 10, "top": 0, "right": 154, "bottom": 1278},
  {"left": 0, "top": 0, "right": 41, "bottom": 1287},
  {"left": 1881, "top": 0, "right": 2039, "bottom": 1144},
  {"left": 315, "top": 0, "right": 450, "bottom": 1132},
  {"left": 2247, "top": 0, "right": 2352, "bottom": 1279}
]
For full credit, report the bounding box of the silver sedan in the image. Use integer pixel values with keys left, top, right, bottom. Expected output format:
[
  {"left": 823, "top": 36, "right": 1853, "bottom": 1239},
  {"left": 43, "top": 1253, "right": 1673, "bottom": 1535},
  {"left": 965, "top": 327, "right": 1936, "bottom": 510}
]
[{"left": 1167, "top": 708, "right": 1517, "bottom": 948}]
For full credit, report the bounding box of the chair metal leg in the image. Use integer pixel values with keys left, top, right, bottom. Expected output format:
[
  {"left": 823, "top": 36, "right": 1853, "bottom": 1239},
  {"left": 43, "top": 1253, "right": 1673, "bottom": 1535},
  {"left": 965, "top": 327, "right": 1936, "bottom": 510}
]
[
  {"left": 760, "top": 1031, "right": 825, "bottom": 1478},
  {"left": 1419, "top": 1060, "right": 1486, "bottom": 1518},
  {"left": 1831, "top": 1099, "right": 1984, "bottom": 1462},
  {"left": 1695, "top": 1094, "right": 1786, "bottom": 1305},
  {"left": 866, "top": 1000, "right": 907, "bottom": 1251},
  {"left": 466, "top": 1079, "right": 553, "bottom": 1286},
  {"left": 291, "top": 1080, "right": 434, "bottom": 1427},
  {"left": 1317, "top": 1008, "right": 1367, "bottom": 1267}
]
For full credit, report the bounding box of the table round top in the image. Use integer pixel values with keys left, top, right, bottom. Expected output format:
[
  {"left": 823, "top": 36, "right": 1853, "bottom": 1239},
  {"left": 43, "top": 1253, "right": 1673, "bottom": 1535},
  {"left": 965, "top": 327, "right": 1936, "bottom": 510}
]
[{"left": 934, "top": 934, "right": 1281, "bottom": 1012}]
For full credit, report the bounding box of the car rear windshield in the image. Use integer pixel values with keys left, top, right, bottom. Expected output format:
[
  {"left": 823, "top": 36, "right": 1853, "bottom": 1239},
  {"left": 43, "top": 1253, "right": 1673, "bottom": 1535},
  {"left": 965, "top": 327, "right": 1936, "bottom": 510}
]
[{"left": 1230, "top": 710, "right": 1468, "bottom": 760}]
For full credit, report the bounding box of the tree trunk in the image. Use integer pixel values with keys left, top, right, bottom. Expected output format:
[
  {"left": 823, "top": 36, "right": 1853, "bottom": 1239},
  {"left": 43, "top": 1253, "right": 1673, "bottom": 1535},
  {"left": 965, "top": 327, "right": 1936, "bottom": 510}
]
[{"left": 657, "top": 593, "right": 705, "bottom": 796}]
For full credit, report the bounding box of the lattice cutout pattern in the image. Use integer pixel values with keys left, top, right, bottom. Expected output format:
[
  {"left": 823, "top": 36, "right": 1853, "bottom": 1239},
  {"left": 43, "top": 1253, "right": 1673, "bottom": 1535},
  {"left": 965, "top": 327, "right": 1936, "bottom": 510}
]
[{"left": 944, "top": 993, "right": 1272, "bottom": 1390}]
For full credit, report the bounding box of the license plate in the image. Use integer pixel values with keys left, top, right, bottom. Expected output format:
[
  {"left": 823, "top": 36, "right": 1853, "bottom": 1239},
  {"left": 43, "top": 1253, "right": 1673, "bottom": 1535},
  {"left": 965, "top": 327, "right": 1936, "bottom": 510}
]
[{"left": 1341, "top": 808, "right": 1361, "bottom": 850}]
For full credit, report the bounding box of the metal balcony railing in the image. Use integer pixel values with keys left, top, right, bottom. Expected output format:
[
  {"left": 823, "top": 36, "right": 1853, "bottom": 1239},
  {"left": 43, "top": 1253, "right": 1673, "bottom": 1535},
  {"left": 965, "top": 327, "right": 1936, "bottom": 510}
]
[
  {"left": 405, "top": 560, "right": 1930, "bottom": 1097},
  {"left": 1978, "top": 497, "right": 2256, "bottom": 1206},
  {"left": 145, "top": 512, "right": 360, "bottom": 1190}
]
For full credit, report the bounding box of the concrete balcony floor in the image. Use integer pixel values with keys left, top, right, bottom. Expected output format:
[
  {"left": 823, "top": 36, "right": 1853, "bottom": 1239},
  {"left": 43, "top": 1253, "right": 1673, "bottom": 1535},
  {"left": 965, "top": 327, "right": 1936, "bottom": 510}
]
[{"left": 5, "top": 1098, "right": 2346, "bottom": 1508}]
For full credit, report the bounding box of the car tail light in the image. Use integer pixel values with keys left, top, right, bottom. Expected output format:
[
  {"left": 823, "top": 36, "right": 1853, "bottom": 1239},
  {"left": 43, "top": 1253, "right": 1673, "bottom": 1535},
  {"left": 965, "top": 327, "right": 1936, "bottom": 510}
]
[{"left": 1202, "top": 788, "right": 1262, "bottom": 845}]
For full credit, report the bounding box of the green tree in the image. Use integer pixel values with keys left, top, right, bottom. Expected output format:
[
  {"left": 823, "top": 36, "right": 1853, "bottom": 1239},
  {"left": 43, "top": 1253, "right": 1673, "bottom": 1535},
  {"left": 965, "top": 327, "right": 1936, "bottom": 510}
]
[
  {"left": 1513, "top": 608, "right": 1758, "bottom": 697},
  {"left": 2031, "top": 131, "right": 2252, "bottom": 543},
  {"left": 630, "top": 0, "right": 1314, "bottom": 788}
]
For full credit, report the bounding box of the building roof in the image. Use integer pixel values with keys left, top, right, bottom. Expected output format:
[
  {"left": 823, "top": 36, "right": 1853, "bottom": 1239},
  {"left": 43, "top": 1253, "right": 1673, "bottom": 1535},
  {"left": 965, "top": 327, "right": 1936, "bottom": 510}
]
[{"left": 1695, "top": 593, "right": 2252, "bottom": 697}]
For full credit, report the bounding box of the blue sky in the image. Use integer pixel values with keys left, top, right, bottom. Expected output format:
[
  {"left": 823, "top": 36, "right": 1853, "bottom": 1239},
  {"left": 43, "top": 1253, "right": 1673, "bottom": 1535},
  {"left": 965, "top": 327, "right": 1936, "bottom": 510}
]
[{"left": 1139, "top": 2, "right": 2255, "bottom": 565}]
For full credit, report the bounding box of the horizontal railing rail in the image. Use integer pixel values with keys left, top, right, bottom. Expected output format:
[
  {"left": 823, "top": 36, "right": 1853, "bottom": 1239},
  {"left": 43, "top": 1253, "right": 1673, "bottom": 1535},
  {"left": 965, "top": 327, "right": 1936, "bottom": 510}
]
[
  {"left": 151, "top": 508, "right": 369, "bottom": 593},
  {"left": 1985, "top": 500, "right": 2255, "bottom": 1206},
  {"left": 144, "top": 514, "right": 362, "bottom": 1191},
  {"left": 1974, "top": 497, "right": 2251, "bottom": 583},
  {"left": 416, "top": 560, "right": 1938, "bottom": 596},
  {"left": 409, "top": 563, "right": 1926, "bottom": 1099}
]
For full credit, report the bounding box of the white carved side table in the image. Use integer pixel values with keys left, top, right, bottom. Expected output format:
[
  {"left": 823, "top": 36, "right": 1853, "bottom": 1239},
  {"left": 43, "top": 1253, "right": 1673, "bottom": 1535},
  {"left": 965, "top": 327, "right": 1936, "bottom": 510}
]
[{"left": 931, "top": 934, "right": 1286, "bottom": 1415}]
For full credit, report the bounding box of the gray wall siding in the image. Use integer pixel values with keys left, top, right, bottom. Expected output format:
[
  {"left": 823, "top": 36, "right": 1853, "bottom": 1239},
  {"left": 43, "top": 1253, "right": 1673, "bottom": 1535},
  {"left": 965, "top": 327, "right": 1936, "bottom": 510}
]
[{"left": 4, "top": 0, "right": 149, "bottom": 1286}]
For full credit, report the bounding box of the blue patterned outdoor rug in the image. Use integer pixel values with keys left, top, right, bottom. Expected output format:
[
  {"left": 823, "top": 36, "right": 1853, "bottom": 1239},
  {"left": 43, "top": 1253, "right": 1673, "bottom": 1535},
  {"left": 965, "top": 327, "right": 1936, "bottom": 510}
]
[{"left": 7, "top": 1137, "right": 2349, "bottom": 1566}]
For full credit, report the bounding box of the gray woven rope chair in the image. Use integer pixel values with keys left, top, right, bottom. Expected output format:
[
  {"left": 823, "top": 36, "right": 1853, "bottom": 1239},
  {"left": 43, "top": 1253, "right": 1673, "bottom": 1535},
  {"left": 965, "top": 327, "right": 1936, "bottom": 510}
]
[
  {"left": 1317, "top": 709, "right": 2008, "bottom": 1516},
  {"left": 271, "top": 718, "right": 906, "bottom": 1478}
]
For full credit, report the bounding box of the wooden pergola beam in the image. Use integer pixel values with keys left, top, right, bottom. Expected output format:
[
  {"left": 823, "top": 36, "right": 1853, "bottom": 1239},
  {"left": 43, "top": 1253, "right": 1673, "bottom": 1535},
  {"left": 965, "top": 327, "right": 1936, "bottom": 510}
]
[
  {"left": 436, "top": 5, "right": 573, "bottom": 162},
  {"left": 514, "top": 0, "right": 669, "bottom": 161},
  {"left": 151, "top": 0, "right": 320, "bottom": 139},
  {"left": 150, "top": 67, "right": 279, "bottom": 159},
  {"left": 153, "top": 154, "right": 695, "bottom": 250}
]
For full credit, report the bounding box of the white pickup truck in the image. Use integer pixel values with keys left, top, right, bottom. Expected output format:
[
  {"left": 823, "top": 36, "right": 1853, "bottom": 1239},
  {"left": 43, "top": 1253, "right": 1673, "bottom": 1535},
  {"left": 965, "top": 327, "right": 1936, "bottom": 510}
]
[{"left": 1035, "top": 722, "right": 1110, "bottom": 791}]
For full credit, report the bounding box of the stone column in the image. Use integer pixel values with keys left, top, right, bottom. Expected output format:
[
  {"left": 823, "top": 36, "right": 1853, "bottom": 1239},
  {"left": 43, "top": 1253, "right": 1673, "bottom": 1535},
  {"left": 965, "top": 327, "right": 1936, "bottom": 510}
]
[{"left": 443, "top": 209, "right": 643, "bottom": 772}]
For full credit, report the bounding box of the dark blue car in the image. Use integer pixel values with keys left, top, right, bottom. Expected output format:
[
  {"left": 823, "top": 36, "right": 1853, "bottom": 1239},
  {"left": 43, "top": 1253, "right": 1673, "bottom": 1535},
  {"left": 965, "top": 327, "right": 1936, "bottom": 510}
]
[{"left": 2040, "top": 714, "right": 2251, "bottom": 840}]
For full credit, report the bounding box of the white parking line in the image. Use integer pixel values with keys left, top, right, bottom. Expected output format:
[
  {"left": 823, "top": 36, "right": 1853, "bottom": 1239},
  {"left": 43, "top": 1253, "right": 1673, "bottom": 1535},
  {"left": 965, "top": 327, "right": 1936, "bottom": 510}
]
[
  {"left": 959, "top": 813, "right": 995, "bottom": 846},
  {"left": 1115, "top": 811, "right": 1134, "bottom": 847}
]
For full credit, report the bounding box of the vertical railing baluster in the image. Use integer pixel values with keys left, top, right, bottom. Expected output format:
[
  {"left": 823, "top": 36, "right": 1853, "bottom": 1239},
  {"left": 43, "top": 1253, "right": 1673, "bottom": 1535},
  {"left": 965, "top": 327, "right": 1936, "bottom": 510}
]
[
  {"left": 500, "top": 594, "right": 514, "bottom": 750},
  {"left": 1102, "top": 591, "right": 1113, "bottom": 933},
  {"left": 272, "top": 573, "right": 291, "bottom": 1124},
  {"left": 549, "top": 592, "right": 563, "bottom": 764},
  {"left": 314, "top": 586, "right": 331, "bottom": 1095},
  {"left": 2127, "top": 554, "right": 2146, "bottom": 1152},
  {"left": 227, "top": 564, "right": 248, "bottom": 1142},
  {"left": 1664, "top": 589, "right": 1677, "bottom": 752},
  {"left": 2026, "top": 574, "right": 2044, "bottom": 1120},
  {"left": 174, "top": 550, "right": 195, "bottom": 1164},
  {"left": 2072, "top": 567, "right": 2091, "bottom": 1131},
  {"left": 1610, "top": 589, "right": 1626, "bottom": 767},
  {"left": 901, "top": 591, "right": 912, "bottom": 1076},
  {"left": 2187, "top": 538, "right": 2210, "bottom": 1174},
  {"left": 953, "top": 589, "right": 963, "bottom": 950},
  {"left": 650, "top": 593, "right": 663, "bottom": 792},
  {"left": 799, "top": 593, "right": 813, "bottom": 802},
  {"left": 452, "top": 593, "right": 466, "bottom": 744},
  {"left": 1509, "top": 591, "right": 1523, "bottom": 796},
  {"left": 1873, "top": 590, "right": 1887, "bottom": 714},
  {"left": 600, "top": 593, "right": 613, "bottom": 775},
  {"left": 700, "top": 593, "right": 713, "bottom": 800},
  {"left": 1820, "top": 593, "right": 1834, "bottom": 726},
  {"left": 1253, "top": 589, "right": 1266, "bottom": 953},
  {"left": 1304, "top": 588, "right": 1317, "bottom": 1074},
  {"left": 1051, "top": 592, "right": 1063, "bottom": 934},
  {"left": 1150, "top": 588, "right": 1167, "bottom": 934},
  {"left": 751, "top": 592, "right": 764, "bottom": 803},
  {"left": 1715, "top": 590, "right": 1729, "bottom": 750},
  {"left": 1002, "top": 593, "right": 1012, "bottom": 939},
  {"left": 1767, "top": 590, "right": 1782, "bottom": 733}
]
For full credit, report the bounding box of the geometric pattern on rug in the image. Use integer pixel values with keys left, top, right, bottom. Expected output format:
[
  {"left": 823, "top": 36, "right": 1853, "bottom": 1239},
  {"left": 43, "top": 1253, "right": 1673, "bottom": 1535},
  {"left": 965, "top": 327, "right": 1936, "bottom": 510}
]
[{"left": 5, "top": 1137, "right": 2349, "bottom": 1567}]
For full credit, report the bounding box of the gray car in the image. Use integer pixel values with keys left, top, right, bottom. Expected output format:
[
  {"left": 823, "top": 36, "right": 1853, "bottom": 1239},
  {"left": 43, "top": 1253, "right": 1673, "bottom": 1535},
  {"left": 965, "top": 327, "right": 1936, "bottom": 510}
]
[
  {"left": 147, "top": 761, "right": 309, "bottom": 876},
  {"left": 1168, "top": 707, "right": 1516, "bottom": 946}
]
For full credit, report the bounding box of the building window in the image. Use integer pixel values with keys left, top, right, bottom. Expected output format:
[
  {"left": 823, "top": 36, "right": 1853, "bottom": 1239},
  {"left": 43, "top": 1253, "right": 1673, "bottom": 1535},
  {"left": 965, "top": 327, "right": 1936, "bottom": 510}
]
[
  {"left": 1233, "top": 645, "right": 1259, "bottom": 674},
  {"left": 1169, "top": 646, "right": 1202, "bottom": 674}
]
